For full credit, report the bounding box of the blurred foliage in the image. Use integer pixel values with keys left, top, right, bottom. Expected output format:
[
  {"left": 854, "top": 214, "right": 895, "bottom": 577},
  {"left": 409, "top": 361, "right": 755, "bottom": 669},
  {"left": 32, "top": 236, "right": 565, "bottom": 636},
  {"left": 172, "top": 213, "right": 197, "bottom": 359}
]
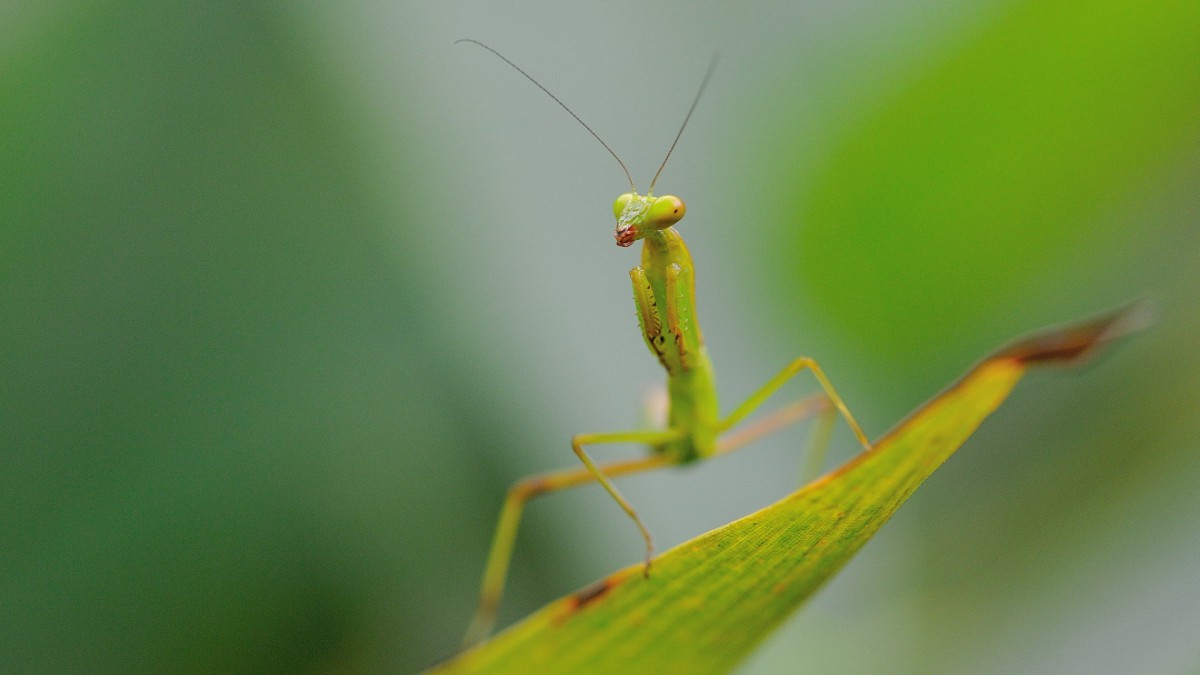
[
  {"left": 1, "top": 2, "right": 1197, "bottom": 674},
  {"left": 765, "top": 0, "right": 1198, "bottom": 374},
  {"left": 0, "top": 3, "right": 491, "bottom": 671}
]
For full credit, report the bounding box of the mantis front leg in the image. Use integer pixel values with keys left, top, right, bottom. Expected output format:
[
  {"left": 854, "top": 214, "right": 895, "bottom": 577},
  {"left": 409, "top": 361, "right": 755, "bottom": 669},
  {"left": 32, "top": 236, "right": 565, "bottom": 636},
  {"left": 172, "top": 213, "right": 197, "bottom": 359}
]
[{"left": 463, "top": 428, "right": 681, "bottom": 647}]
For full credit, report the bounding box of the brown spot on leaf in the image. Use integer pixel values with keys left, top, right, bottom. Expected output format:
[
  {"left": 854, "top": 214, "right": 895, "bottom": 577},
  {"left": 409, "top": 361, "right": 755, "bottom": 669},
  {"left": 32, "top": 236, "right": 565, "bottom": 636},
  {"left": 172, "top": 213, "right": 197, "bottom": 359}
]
[{"left": 567, "top": 577, "right": 620, "bottom": 613}]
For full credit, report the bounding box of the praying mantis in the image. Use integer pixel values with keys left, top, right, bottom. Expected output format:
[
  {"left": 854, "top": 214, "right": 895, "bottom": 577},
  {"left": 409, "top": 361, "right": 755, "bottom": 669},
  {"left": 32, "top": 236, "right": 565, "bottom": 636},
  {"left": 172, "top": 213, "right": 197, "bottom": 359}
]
[{"left": 457, "top": 40, "right": 873, "bottom": 647}]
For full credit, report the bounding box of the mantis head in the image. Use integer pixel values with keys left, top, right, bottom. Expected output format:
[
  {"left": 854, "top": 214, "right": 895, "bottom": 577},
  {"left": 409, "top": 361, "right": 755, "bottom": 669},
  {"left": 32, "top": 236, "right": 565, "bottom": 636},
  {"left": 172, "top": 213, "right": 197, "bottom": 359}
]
[{"left": 613, "top": 193, "right": 686, "bottom": 247}]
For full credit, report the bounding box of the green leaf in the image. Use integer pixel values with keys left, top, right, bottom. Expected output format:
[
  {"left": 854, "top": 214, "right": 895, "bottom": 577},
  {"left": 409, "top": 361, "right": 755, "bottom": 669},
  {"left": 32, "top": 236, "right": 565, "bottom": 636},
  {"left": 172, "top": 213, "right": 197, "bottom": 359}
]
[{"left": 431, "top": 305, "right": 1143, "bottom": 674}]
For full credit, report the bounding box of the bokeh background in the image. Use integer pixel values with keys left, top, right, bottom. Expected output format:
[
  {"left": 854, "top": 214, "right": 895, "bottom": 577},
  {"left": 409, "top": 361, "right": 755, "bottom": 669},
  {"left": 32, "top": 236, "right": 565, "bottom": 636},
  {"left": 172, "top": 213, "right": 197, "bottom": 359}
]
[{"left": 2, "top": 2, "right": 1197, "bottom": 673}]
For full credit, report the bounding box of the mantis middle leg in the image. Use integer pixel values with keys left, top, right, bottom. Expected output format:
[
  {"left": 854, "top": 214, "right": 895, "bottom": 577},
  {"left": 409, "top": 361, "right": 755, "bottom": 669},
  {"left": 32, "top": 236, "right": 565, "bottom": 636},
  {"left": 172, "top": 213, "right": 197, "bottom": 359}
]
[{"left": 464, "top": 427, "right": 680, "bottom": 646}]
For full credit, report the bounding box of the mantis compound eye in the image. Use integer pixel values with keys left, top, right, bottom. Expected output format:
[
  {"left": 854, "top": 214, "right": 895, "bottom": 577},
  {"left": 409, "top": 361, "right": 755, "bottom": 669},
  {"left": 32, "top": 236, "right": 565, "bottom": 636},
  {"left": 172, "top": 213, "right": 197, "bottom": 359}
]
[
  {"left": 613, "top": 193, "right": 635, "bottom": 220},
  {"left": 645, "top": 195, "right": 685, "bottom": 229}
]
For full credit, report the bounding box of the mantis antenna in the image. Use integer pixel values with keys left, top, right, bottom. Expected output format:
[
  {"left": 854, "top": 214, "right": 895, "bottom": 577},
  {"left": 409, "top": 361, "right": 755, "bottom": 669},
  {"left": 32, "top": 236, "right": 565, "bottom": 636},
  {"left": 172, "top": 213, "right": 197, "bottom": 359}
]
[
  {"left": 455, "top": 39, "right": 637, "bottom": 194},
  {"left": 648, "top": 54, "right": 718, "bottom": 196}
]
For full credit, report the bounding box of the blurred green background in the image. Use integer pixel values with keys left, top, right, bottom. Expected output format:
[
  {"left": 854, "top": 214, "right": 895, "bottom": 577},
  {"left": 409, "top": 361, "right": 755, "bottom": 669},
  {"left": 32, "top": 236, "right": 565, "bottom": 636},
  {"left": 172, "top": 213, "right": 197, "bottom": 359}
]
[{"left": 2, "top": 2, "right": 1196, "bottom": 672}]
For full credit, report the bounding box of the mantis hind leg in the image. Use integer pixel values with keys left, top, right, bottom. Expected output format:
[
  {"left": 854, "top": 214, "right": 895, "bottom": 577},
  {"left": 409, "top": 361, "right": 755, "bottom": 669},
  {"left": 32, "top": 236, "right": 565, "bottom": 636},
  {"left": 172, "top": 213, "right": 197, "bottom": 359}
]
[
  {"left": 714, "top": 393, "right": 837, "bottom": 483},
  {"left": 463, "top": 428, "right": 680, "bottom": 647},
  {"left": 715, "top": 356, "right": 872, "bottom": 485},
  {"left": 799, "top": 402, "right": 838, "bottom": 484}
]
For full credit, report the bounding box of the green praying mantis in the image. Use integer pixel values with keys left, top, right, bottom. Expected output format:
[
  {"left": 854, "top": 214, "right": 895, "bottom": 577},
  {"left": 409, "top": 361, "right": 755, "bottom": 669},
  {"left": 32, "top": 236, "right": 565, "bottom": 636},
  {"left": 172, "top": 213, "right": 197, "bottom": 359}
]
[{"left": 457, "top": 40, "right": 873, "bottom": 647}]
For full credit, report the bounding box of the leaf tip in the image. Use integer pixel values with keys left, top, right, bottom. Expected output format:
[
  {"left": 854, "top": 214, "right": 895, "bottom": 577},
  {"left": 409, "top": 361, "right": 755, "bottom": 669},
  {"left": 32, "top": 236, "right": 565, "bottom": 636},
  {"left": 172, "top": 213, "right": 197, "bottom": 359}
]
[{"left": 993, "top": 299, "right": 1153, "bottom": 366}]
